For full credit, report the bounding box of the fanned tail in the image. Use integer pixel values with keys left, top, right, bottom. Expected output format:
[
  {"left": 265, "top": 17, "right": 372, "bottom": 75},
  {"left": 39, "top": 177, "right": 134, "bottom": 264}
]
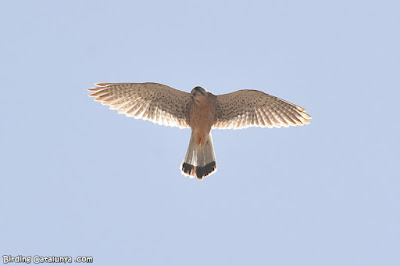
[{"left": 181, "top": 132, "right": 217, "bottom": 179}]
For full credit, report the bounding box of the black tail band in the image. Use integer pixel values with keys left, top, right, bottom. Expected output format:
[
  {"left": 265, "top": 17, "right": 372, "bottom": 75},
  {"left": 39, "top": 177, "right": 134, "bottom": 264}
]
[{"left": 182, "top": 161, "right": 216, "bottom": 180}]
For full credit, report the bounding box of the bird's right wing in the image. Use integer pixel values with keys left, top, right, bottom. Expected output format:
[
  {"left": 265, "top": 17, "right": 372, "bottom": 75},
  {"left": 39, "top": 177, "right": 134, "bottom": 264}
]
[
  {"left": 213, "top": 90, "right": 311, "bottom": 129},
  {"left": 88, "top": 83, "right": 192, "bottom": 128}
]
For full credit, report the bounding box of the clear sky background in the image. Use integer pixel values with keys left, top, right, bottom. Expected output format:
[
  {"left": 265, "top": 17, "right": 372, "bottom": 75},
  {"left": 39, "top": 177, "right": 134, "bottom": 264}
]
[{"left": 1, "top": 0, "right": 399, "bottom": 265}]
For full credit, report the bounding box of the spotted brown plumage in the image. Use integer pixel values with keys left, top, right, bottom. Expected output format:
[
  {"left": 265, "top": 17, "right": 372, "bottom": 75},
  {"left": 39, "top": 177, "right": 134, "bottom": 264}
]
[
  {"left": 89, "top": 83, "right": 311, "bottom": 179},
  {"left": 214, "top": 90, "right": 311, "bottom": 129},
  {"left": 89, "top": 83, "right": 191, "bottom": 128}
]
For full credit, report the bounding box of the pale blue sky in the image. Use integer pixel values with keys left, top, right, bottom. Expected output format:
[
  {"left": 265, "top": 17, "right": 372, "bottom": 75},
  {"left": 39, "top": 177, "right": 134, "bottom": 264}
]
[{"left": 1, "top": 0, "right": 399, "bottom": 265}]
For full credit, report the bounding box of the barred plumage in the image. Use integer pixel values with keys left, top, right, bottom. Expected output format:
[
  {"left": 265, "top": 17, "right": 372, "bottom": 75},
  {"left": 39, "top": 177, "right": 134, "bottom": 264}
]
[
  {"left": 89, "top": 83, "right": 311, "bottom": 179},
  {"left": 214, "top": 90, "right": 311, "bottom": 129}
]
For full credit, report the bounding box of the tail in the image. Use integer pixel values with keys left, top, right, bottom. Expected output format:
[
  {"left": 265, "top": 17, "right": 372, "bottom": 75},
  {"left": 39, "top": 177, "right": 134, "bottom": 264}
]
[{"left": 181, "top": 132, "right": 217, "bottom": 179}]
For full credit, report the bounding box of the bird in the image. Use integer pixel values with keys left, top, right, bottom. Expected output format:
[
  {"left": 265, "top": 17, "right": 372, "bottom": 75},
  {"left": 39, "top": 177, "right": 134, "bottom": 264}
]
[{"left": 88, "top": 83, "right": 311, "bottom": 179}]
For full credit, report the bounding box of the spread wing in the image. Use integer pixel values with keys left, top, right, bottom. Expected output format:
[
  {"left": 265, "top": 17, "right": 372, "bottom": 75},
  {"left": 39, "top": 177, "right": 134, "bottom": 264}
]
[
  {"left": 88, "top": 83, "right": 192, "bottom": 128},
  {"left": 213, "top": 90, "right": 311, "bottom": 129}
]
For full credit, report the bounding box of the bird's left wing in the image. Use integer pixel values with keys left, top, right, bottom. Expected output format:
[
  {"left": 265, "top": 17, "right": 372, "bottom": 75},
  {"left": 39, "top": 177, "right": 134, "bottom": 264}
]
[
  {"left": 89, "top": 83, "right": 192, "bottom": 128},
  {"left": 213, "top": 90, "right": 311, "bottom": 129}
]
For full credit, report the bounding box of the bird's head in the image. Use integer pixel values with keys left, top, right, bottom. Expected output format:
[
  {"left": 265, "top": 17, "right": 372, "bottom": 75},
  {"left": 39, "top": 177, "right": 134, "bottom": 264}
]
[{"left": 191, "top": 86, "right": 207, "bottom": 104}]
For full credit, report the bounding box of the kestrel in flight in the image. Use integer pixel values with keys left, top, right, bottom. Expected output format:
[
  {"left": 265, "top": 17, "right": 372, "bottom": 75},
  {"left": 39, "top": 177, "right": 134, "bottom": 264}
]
[{"left": 88, "top": 83, "right": 311, "bottom": 179}]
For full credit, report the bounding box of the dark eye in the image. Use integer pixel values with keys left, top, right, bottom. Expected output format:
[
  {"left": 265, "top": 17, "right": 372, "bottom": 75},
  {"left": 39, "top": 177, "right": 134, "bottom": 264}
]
[{"left": 192, "top": 92, "right": 196, "bottom": 96}]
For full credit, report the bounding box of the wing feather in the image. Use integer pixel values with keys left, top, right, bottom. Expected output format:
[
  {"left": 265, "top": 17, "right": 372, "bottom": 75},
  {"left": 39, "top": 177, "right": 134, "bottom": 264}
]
[
  {"left": 214, "top": 90, "right": 311, "bottom": 129},
  {"left": 89, "top": 83, "right": 192, "bottom": 128}
]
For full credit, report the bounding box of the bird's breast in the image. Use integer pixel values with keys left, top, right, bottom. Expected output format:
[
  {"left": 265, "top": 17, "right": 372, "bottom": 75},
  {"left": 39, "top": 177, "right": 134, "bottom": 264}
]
[{"left": 189, "top": 100, "right": 216, "bottom": 145}]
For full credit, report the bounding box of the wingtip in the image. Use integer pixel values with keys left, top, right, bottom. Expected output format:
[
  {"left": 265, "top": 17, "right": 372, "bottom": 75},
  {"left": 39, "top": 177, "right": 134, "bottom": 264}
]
[
  {"left": 295, "top": 105, "right": 306, "bottom": 112},
  {"left": 88, "top": 90, "right": 106, "bottom": 97},
  {"left": 301, "top": 112, "right": 312, "bottom": 119},
  {"left": 88, "top": 83, "right": 113, "bottom": 92},
  {"left": 95, "top": 83, "right": 110, "bottom": 86}
]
